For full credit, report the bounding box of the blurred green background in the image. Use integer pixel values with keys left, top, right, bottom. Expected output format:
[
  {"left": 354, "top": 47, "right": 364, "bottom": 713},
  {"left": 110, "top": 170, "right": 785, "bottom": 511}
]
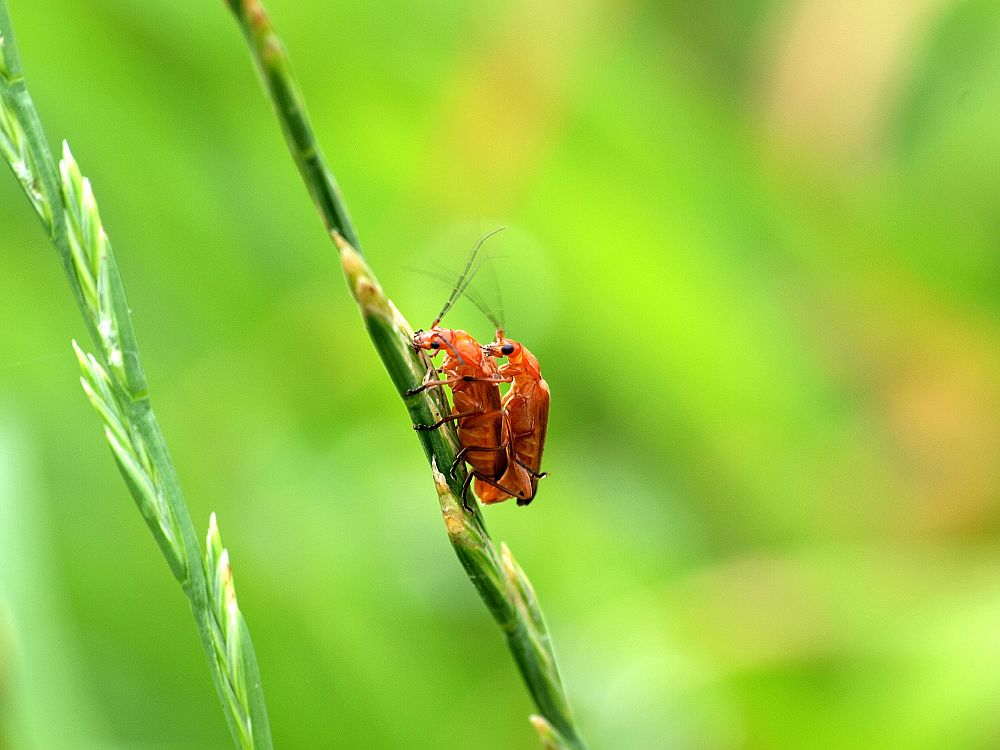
[{"left": 2, "top": 0, "right": 1000, "bottom": 748}]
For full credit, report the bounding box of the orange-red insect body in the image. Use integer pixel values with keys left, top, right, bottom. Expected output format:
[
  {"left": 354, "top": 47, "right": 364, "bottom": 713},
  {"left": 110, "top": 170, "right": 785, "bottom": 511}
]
[
  {"left": 479, "top": 336, "right": 550, "bottom": 506},
  {"left": 410, "top": 326, "right": 509, "bottom": 508}
]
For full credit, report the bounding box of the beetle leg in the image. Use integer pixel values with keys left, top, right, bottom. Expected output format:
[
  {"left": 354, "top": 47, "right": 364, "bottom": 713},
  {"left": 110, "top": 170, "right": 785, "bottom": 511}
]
[
  {"left": 459, "top": 375, "right": 512, "bottom": 384},
  {"left": 412, "top": 409, "right": 479, "bottom": 431},
  {"left": 450, "top": 442, "right": 507, "bottom": 479},
  {"left": 473, "top": 472, "right": 533, "bottom": 503},
  {"left": 513, "top": 456, "right": 548, "bottom": 479},
  {"left": 406, "top": 376, "right": 462, "bottom": 396},
  {"left": 405, "top": 364, "right": 439, "bottom": 395},
  {"left": 408, "top": 374, "right": 508, "bottom": 396},
  {"left": 461, "top": 472, "right": 476, "bottom": 513}
]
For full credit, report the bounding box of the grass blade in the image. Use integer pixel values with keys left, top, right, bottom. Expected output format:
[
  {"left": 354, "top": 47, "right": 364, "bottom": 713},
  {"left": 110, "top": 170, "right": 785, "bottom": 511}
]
[{"left": 0, "top": 4, "right": 273, "bottom": 747}]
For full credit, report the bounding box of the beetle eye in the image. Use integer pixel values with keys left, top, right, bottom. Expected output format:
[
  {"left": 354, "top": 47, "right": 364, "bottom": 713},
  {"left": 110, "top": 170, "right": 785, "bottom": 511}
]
[
  {"left": 501, "top": 343, "right": 515, "bottom": 355},
  {"left": 430, "top": 341, "right": 440, "bottom": 350}
]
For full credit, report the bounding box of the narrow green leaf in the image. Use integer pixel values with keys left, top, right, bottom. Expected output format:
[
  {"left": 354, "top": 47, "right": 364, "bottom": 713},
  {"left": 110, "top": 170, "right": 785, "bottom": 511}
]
[{"left": 0, "top": 5, "right": 274, "bottom": 746}]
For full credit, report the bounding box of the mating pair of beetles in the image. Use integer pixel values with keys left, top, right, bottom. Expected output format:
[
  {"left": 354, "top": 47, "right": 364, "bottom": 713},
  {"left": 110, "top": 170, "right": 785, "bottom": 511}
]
[{"left": 407, "top": 230, "right": 550, "bottom": 512}]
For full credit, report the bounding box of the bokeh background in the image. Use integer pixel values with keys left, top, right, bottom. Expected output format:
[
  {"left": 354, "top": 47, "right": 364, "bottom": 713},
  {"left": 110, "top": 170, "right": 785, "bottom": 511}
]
[{"left": 2, "top": 0, "right": 1000, "bottom": 748}]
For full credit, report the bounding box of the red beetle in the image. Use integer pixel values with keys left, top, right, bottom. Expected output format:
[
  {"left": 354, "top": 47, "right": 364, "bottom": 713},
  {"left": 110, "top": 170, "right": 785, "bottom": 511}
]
[{"left": 478, "top": 334, "right": 549, "bottom": 506}]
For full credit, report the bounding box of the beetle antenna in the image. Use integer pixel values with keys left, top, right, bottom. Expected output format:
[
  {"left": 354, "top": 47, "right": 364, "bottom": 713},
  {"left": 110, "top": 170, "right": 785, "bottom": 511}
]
[
  {"left": 435, "top": 226, "right": 506, "bottom": 324},
  {"left": 458, "top": 282, "right": 504, "bottom": 335},
  {"left": 478, "top": 254, "right": 506, "bottom": 337},
  {"left": 416, "top": 266, "right": 504, "bottom": 333},
  {"left": 434, "top": 331, "right": 465, "bottom": 366}
]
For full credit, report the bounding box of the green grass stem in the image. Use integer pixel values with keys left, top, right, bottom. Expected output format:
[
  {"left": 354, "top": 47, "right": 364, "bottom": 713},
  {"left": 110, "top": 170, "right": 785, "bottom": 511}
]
[
  {"left": 0, "top": 5, "right": 273, "bottom": 748},
  {"left": 224, "top": 1, "right": 588, "bottom": 746}
]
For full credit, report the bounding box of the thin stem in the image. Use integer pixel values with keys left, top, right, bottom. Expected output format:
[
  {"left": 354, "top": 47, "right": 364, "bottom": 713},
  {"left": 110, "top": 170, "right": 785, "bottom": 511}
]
[
  {"left": 224, "top": 0, "right": 361, "bottom": 252},
  {"left": 0, "top": 5, "right": 272, "bottom": 748},
  {"left": 223, "top": 2, "right": 588, "bottom": 746}
]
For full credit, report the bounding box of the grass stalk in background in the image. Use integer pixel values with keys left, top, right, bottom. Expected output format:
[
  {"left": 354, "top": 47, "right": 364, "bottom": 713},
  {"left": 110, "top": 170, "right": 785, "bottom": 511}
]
[
  {"left": 0, "top": 4, "right": 272, "bottom": 748},
  {"left": 223, "top": 2, "right": 587, "bottom": 747}
]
